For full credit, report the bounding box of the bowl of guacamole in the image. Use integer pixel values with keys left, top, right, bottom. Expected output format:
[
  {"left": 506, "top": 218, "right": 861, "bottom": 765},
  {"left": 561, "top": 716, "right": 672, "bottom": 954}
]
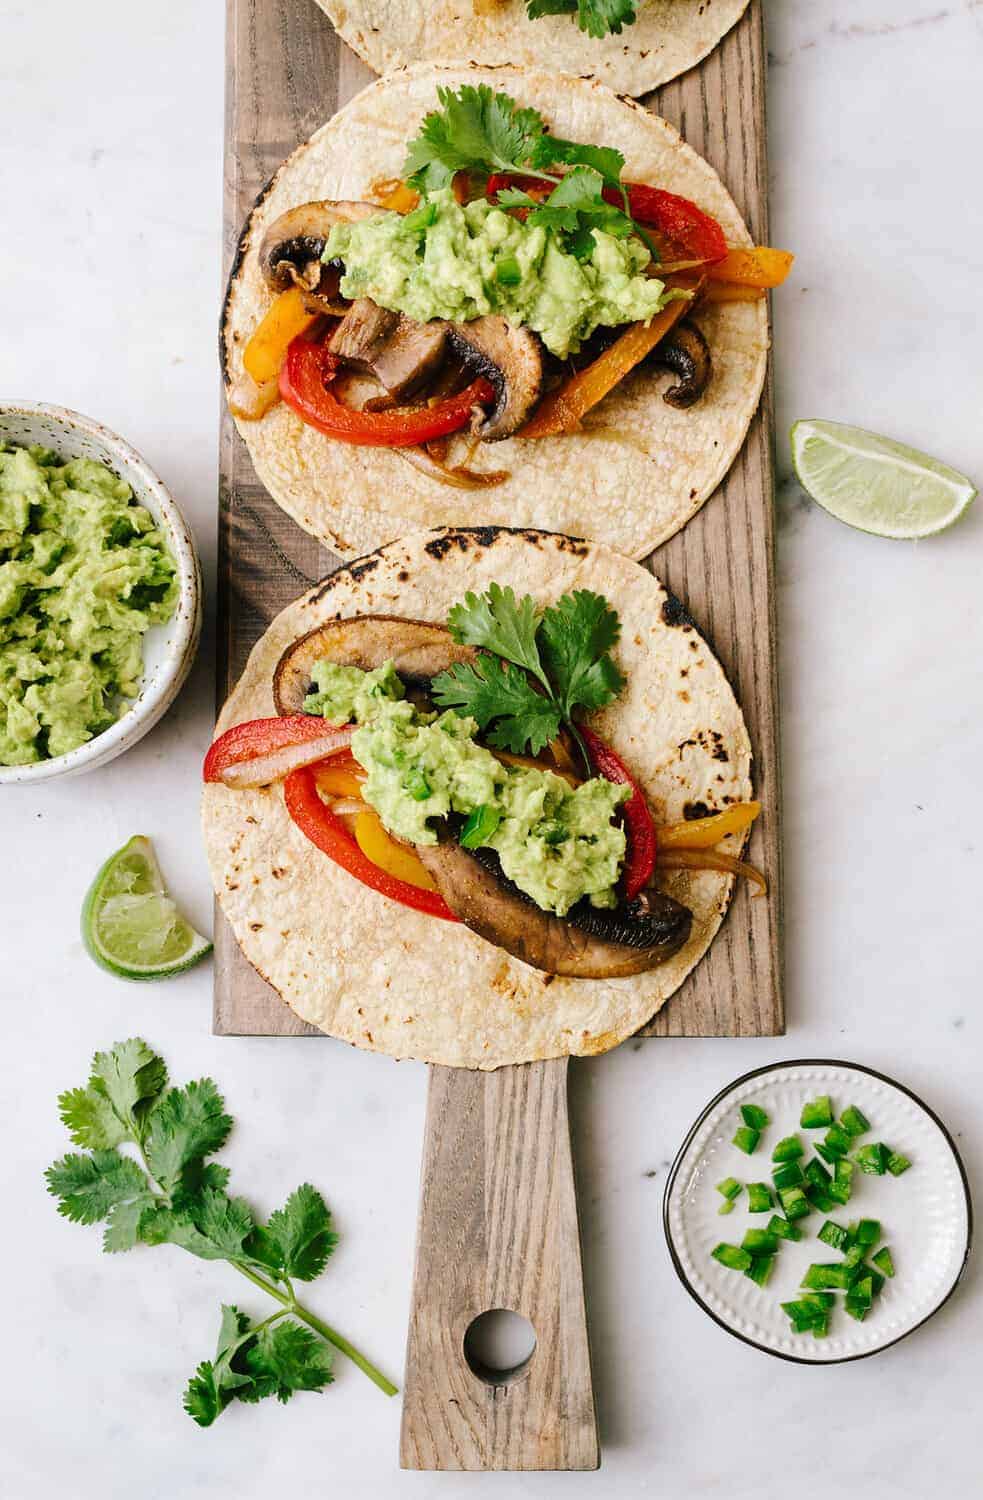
[{"left": 0, "top": 403, "right": 201, "bottom": 783}]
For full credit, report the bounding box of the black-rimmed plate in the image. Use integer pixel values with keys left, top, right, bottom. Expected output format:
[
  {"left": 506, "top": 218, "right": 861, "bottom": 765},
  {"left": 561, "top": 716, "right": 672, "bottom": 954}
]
[{"left": 663, "top": 1060, "right": 972, "bottom": 1363}]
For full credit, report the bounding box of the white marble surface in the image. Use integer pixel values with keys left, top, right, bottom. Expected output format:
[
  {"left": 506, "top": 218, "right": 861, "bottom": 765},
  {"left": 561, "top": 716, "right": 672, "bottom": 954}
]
[{"left": 1, "top": 2, "right": 981, "bottom": 1495}]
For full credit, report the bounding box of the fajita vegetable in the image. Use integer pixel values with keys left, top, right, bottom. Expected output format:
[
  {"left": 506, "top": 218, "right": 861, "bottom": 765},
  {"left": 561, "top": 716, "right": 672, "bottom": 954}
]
[
  {"left": 222, "top": 66, "right": 789, "bottom": 561},
  {"left": 315, "top": 2, "right": 751, "bottom": 98},
  {"left": 201, "top": 528, "right": 762, "bottom": 1070}
]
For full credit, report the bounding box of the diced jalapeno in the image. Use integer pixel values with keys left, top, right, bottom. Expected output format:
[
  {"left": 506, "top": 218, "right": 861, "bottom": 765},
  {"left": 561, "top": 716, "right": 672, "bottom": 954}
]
[
  {"left": 800, "top": 1096, "right": 833, "bottom": 1129},
  {"left": 887, "top": 1151, "right": 912, "bottom": 1176},
  {"left": 747, "top": 1182, "right": 773, "bottom": 1213},
  {"left": 712, "top": 1243, "right": 753, "bottom": 1271},
  {"left": 732, "top": 1126, "right": 760, "bottom": 1155},
  {"left": 839, "top": 1105, "right": 870, "bottom": 1137},
  {"left": 772, "top": 1135, "right": 804, "bottom": 1163},
  {"left": 772, "top": 1161, "right": 804, "bottom": 1191},
  {"left": 741, "top": 1104, "right": 770, "bottom": 1130},
  {"left": 871, "top": 1247, "right": 895, "bottom": 1278},
  {"left": 768, "top": 1214, "right": 803, "bottom": 1242},
  {"left": 855, "top": 1143, "right": 889, "bottom": 1176},
  {"left": 818, "top": 1220, "right": 851, "bottom": 1252}
]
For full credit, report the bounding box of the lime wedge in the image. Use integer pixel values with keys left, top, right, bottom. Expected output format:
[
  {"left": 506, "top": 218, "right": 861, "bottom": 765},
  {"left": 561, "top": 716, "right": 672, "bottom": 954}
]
[
  {"left": 82, "top": 835, "right": 212, "bottom": 981},
  {"left": 791, "top": 419, "right": 977, "bottom": 539}
]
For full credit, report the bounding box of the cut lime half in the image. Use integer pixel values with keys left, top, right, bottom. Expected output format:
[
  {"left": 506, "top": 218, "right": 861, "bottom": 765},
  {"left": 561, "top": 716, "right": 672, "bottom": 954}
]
[
  {"left": 82, "top": 835, "right": 212, "bottom": 981},
  {"left": 791, "top": 419, "right": 977, "bottom": 539}
]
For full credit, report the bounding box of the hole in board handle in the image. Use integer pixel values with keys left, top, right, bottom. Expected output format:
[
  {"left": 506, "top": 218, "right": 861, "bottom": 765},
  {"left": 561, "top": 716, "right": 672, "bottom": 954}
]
[{"left": 464, "top": 1309, "right": 537, "bottom": 1387}]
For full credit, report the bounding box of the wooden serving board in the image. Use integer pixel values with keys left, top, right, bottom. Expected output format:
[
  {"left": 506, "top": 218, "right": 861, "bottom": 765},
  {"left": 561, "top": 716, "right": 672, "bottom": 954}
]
[{"left": 216, "top": 0, "right": 781, "bottom": 1470}]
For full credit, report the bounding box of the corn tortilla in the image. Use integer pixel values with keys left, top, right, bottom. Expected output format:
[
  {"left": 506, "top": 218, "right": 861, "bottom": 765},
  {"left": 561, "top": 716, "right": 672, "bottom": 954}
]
[
  {"left": 221, "top": 63, "right": 769, "bottom": 562},
  {"left": 202, "top": 527, "right": 754, "bottom": 1069}
]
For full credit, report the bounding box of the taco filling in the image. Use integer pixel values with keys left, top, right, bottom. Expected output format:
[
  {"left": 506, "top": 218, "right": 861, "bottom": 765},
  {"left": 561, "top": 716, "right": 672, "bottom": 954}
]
[
  {"left": 232, "top": 84, "right": 792, "bottom": 487},
  {"left": 204, "top": 583, "right": 764, "bottom": 980}
]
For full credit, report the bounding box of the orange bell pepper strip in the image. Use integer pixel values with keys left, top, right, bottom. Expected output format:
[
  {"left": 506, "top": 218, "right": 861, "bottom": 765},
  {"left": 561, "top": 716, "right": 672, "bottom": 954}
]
[
  {"left": 657, "top": 801, "right": 760, "bottom": 850},
  {"left": 708, "top": 248, "right": 794, "bottom": 288},
  {"left": 243, "top": 287, "right": 320, "bottom": 386},
  {"left": 702, "top": 283, "right": 767, "bottom": 305},
  {"left": 313, "top": 758, "right": 365, "bottom": 800},
  {"left": 519, "top": 296, "right": 693, "bottom": 439}
]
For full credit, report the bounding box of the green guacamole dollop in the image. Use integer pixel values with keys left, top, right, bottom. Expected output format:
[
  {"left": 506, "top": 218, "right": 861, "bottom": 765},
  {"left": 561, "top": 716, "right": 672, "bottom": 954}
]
[
  {"left": 0, "top": 444, "right": 178, "bottom": 765},
  {"left": 305, "top": 658, "right": 629, "bottom": 917},
  {"left": 323, "top": 188, "right": 681, "bottom": 360}
]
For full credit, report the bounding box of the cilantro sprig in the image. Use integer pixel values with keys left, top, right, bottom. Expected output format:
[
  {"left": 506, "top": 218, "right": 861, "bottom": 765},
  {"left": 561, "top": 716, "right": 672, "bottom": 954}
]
[
  {"left": 431, "top": 583, "right": 625, "bottom": 765},
  {"left": 526, "top": 0, "right": 639, "bottom": 39},
  {"left": 403, "top": 84, "right": 654, "bottom": 261},
  {"left": 46, "top": 1040, "right": 396, "bottom": 1426}
]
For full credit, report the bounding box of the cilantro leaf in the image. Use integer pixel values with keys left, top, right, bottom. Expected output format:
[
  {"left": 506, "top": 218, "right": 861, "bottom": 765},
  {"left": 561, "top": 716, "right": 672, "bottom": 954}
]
[
  {"left": 58, "top": 1085, "right": 128, "bottom": 1150},
  {"left": 184, "top": 1306, "right": 257, "bottom": 1426},
  {"left": 405, "top": 84, "right": 545, "bottom": 191},
  {"left": 141, "top": 1188, "right": 255, "bottom": 1262},
  {"left": 526, "top": 0, "right": 638, "bottom": 38},
  {"left": 88, "top": 1039, "right": 167, "bottom": 1143},
  {"left": 254, "top": 1185, "right": 339, "bottom": 1284},
  {"left": 539, "top": 590, "right": 626, "bottom": 717},
  {"left": 529, "top": 134, "right": 625, "bottom": 189},
  {"left": 144, "top": 1079, "right": 233, "bottom": 1193},
  {"left": 432, "top": 656, "right": 561, "bottom": 756},
  {"left": 103, "top": 1197, "right": 152, "bottom": 1253},
  {"left": 446, "top": 583, "right": 548, "bottom": 684},
  {"left": 526, "top": 167, "right": 634, "bottom": 255},
  {"left": 243, "top": 1322, "right": 334, "bottom": 1404},
  {"left": 45, "top": 1150, "right": 148, "bottom": 1225}
]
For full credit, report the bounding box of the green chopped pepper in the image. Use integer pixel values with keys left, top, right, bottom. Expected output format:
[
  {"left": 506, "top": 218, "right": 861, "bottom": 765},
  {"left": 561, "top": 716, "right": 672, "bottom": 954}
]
[
  {"left": 768, "top": 1214, "right": 803, "bottom": 1242},
  {"left": 778, "top": 1186, "right": 811, "bottom": 1220},
  {"left": 871, "top": 1247, "right": 895, "bottom": 1278},
  {"left": 818, "top": 1220, "right": 851, "bottom": 1252},
  {"left": 801, "top": 1263, "right": 854, "bottom": 1291},
  {"left": 855, "top": 1143, "right": 890, "bottom": 1176},
  {"left": 747, "top": 1182, "right": 774, "bottom": 1214},
  {"left": 800, "top": 1095, "right": 833, "bottom": 1129},
  {"left": 887, "top": 1151, "right": 912, "bottom": 1176},
  {"left": 741, "top": 1103, "right": 770, "bottom": 1130},
  {"left": 839, "top": 1105, "right": 871, "bottom": 1136},
  {"left": 772, "top": 1134, "right": 804, "bottom": 1163},
  {"left": 741, "top": 1229, "right": 778, "bottom": 1255},
  {"left": 732, "top": 1125, "right": 760, "bottom": 1155},
  {"left": 772, "top": 1160, "right": 804, "bottom": 1191},
  {"left": 712, "top": 1243, "right": 753, "bottom": 1272},
  {"left": 744, "top": 1253, "right": 776, "bottom": 1287}
]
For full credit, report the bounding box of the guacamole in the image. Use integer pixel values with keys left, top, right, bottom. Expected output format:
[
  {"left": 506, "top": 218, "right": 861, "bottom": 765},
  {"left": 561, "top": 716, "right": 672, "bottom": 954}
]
[
  {"left": 324, "top": 188, "right": 680, "bottom": 360},
  {"left": 0, "top": 444, "right": 178, "bottom": 765},
  {"left": 305, "top": 658, "right": 629, "bottom": 916}
]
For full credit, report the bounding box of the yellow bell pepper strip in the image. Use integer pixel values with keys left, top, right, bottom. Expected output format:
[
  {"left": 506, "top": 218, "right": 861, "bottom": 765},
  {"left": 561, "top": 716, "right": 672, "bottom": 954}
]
[
  {"left": 657, "top": 800, "right": 761, "bottom": 850},
  {"left": 707, "top": 247, "right": 794, "bottom": 288},
  {"left": 519, "top": 295, "right": 694, "bottom": 439},
  {"left": 243, "top": 286, "right": 321, "bottom": 386},
  {"left": 354, "top": 809, "right": 440, "bottom": 893},
  {"left": 657, "top": 847, "right": 768, "bottom": 895},
  {"left": 376, "top": 179, "right": 420, "bottom": 215}
]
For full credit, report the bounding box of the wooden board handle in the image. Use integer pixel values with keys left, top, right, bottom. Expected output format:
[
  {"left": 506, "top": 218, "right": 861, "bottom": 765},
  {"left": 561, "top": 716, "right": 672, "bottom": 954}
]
[{"left": 400, "top": 1059, "right": 599, "bottom": 1471}]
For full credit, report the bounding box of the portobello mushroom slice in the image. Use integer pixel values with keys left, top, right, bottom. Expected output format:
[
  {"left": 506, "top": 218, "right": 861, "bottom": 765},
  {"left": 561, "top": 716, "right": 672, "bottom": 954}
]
[
  {"left": 416, "top": 840, "right": 692, "bottom": 979},
  {"left": 273, "top": 615, "right": 475, "bottom": 716},
  {"left": 443, "top": 315, "right": 544, "bottom": 439},
  {"left": 329, "top": 299, "right": 448, "bottom": 400},
  {"left": 653, "top": 318, "right": 712, "bottom": 409},
  {"left": 259, "top": 200, "right": 378, "bottom": 294}
]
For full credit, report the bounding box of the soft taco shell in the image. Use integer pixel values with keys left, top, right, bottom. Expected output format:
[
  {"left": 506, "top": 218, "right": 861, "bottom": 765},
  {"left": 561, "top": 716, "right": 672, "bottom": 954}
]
[
  {"left": 202, "top": 527, "right": 754, "bottom": 1070},
  {"left": 222, "top": 64, "right": 768, "bottom": 562},
  {"left": 318, "top": 1, "right": 751, "bottom": 97}
]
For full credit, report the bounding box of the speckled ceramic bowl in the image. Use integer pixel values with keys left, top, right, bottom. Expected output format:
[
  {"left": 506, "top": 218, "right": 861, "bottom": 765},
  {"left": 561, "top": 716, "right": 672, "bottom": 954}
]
[
  {"left": 664, "top": 1060, "right": 972, "bottom": 1364},
  {"left": 0, "top": 402, "right": 202, "bottom": 784}
]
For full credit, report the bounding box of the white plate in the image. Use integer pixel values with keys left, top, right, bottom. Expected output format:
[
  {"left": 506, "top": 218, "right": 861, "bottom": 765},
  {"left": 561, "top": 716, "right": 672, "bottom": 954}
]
[{"left": 663, "top": 1060, "right": 972, "bottom": 1363}]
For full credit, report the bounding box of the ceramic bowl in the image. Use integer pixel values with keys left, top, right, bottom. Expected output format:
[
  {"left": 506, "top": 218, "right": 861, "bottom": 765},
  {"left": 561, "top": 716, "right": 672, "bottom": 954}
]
[
  {"left": 0, "top": 402, "right": 202, "bottom": 784},
  {"left": 664, "top": 1059, "right": 972, "bottom": 1363}
]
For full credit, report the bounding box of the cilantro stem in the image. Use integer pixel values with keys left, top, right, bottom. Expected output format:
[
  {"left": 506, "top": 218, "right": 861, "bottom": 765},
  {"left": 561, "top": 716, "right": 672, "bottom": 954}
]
[{"left": 232, "top": 1262, "right": 398, "bottom": 1397}]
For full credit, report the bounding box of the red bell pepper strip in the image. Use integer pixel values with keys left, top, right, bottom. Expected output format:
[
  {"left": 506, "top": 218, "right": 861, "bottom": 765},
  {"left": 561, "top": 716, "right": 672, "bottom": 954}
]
[
  {"left": 279, "top": 333, "right": 495, "bottom": 448},
  {"left": 203, "top": 716, "right": 353, "bottom": 788},
  {"left": 283, "top": 766, "right": 460, "bottom": 921},
  {"left": 603, "top": 184, "right": 728, "bottom": 265},
  {"left": 579, "top": 724, "right": 657, "bottom": 901}
]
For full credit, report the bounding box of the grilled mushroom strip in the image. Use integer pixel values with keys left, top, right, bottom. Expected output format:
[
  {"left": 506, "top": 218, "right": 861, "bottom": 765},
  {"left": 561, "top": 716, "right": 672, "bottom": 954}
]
[
  {"left": 444, "top": 315, "right": 544, "bottom": 439},
  {"left": 274, "top": 613, "right": 693, "bottom": 980},
  {"left": 329, "top": 299, "right": 449, "bottom": 400},
  {"left": 416, "top": 839, "right": 691, "bottom": 979},
  {"left": 273, "top": 616, "right": 474, "bottom": 716},
  {"left": 259, "top": 200, "right": 378, "bottom": 294},
  {"left": 653, "top": 318, "right": 712, "bottom": 409}
]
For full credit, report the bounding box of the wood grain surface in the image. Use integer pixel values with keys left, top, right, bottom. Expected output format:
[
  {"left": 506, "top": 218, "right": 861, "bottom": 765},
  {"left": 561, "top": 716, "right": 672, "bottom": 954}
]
[
  {"left": 215, "top": 0, "right": 782, "bottom": 1042},
  {"left": 399, "top": 1058, "right": 598, "bottom": 1471}
]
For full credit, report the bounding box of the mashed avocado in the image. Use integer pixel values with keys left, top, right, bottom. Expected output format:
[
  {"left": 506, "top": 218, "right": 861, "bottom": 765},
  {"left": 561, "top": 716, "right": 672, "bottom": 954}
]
[
  {"left": 324, "top": 188, "right": 679, "bottom": 360},
  {"left": 0, "top": 445, "right": 178, "bottom": 765},
  {"left": 305, "top": 658, "right": 629, "bottom": 916}
]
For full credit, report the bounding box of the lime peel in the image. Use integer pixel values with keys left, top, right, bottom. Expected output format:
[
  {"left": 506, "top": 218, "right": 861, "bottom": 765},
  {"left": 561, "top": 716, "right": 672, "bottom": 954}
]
[
  {"left": 791, "top": 418, "right": 977, "bottom": 540},
  {"left": 82, "top": 835, "right": 212, "bottom": 981}
]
